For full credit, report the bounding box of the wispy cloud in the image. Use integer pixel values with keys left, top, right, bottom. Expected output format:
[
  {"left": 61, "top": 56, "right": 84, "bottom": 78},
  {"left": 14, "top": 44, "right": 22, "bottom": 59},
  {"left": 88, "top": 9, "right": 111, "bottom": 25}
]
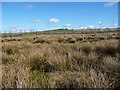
[
  {"left": 9, "top": 25, "right": 36, "bottom": 33},
  {"left": 73, "top": 25, "right": 80, "bottom": 28},
  {"left": 48, "top": 18, "right": 60, "bottom": 23},
  {"left": 32, "top": 19, "right": 40, "bottom": 23},
  {"left": 10, "top": 25, "right": 25, "bottom": 31},
  {"left": 104, "top": 2, "right": 117, "bottom": 7},
  {"left": 64, "top": 24, "right": 71, "bottom": 27},
  {"left": 25, "top": 4, "right": 34, "bottom": 9},
  {"left": 10, "top": 25, "right": 19, "bottom": 29}
]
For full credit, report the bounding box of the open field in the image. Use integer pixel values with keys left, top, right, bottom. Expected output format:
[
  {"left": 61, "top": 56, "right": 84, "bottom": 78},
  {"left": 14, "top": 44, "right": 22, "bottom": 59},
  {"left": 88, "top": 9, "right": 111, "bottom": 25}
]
[{"left": 1, "top": 31, "right": 120, "bottom": 88}]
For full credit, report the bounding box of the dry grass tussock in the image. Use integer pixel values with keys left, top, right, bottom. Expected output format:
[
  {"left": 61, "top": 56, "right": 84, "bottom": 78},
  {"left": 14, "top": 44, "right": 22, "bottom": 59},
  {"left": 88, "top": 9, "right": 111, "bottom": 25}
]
[{"left": 1, "top": 33, "right": 120, "bottom": 88}]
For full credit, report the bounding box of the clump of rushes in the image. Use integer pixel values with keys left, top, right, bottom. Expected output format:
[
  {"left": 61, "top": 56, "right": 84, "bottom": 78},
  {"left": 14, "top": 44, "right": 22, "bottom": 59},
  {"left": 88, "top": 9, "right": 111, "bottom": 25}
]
[
  {"left": 81, "top": 43, "right": 93, "bottom": 54},
  {"left": 33, "top": 39, "right": 45, "bottom": 44},
  {"left": 28, "top": 50, "right": 55, "bottom": 72},
  {"left": 2, "top": 53, "right": 15, "bottom": 64},
  {"left": 68, "top": 39, "right": 76, "bottom": 43},
  {"left": 76, "top": 37, "right": 83, "bottom": 41},
  {"left": 102, "top": 56, "right": 119, "bottom": 73},
  {"left": 66, "top": 37, "right": 72, "bottom": 41},
  {"left": 65, "top": 37, "right": 76, "bottom": 43},
  {"left": 2, "top": 43, "right": 20, "bottom": 55},
  {"left": 57, "top": 38, "right": 65, "bottom": 43},
  {"left": 95, "top": 43, "right": 118, "bottom": 57}
]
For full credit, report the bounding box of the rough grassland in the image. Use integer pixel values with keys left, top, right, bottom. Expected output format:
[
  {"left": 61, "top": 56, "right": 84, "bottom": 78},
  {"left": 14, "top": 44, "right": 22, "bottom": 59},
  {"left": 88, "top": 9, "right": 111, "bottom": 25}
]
[{"left": 1, "top": 33, "right": 120, "bottom": 88}]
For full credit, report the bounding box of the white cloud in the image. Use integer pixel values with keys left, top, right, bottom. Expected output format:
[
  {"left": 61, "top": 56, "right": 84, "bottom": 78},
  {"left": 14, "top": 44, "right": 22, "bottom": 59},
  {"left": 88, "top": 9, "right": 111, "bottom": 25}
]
[
  {"left": 64, "top": 24, "right": 71, "bottom": 27},
  {"left": 32, "top": 19, "right": 40, "bottom": 23},
  {"left": 84, "top": 27, "right": 87, "bottom": 29},
  {"left": 113, "top": 23, "right": 118, "bottom": 26},
  {"left": 88, "top": 25, "right": 94, "bottom": 29},
  {"left": 80, "top": 27, "right": 84, "bottom": 29},
  {"left": 98, "top": 21, "right": 102, "bottom": 25},
  {"left": 48, "top": 18, "right": 60, "bottom": 23},
  {"left": 104, "top": 2, "right": 117, "bottom": 7},
  {"left": 80, "top": 27, "right": 87, "bottom": 29}
]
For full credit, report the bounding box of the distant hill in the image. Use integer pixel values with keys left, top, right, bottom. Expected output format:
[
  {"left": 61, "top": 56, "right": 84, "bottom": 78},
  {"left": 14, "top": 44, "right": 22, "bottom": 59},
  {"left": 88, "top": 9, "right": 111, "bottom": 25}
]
[{"left": 2, "top": 28, "right": 120, "bottom": 37}]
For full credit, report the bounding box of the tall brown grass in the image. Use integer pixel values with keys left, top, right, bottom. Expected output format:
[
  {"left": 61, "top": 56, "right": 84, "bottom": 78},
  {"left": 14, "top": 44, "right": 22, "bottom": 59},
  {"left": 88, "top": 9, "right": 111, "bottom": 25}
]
[{"left": 1, "top": 33, "right": 120, "bottom": 88}]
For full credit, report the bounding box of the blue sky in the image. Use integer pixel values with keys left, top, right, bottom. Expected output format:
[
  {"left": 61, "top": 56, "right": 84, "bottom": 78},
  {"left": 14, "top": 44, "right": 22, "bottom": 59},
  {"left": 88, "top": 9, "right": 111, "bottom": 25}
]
[
  {"left": 2, "top": 0, "right": 120, "bottom": 2},
  {"left": 2, "top": 2, "right": 118, "bottom": 33}
]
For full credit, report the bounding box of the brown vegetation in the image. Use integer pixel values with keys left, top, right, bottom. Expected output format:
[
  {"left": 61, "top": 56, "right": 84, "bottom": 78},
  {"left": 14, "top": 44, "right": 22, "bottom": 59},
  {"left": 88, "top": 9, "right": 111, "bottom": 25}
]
[{"left": 1, "top": 33, "right": 120, "bottom": 88}]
